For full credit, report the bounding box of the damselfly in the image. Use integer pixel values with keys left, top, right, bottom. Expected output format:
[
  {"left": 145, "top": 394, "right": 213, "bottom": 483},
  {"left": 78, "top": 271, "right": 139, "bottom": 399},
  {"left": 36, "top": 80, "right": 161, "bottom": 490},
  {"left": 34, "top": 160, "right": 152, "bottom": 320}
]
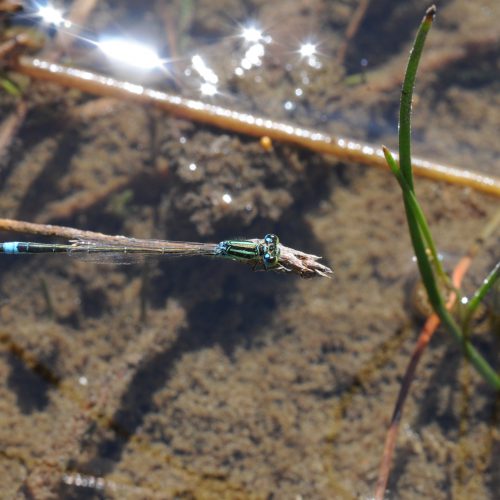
[{"left": 0, "top": 233, "right": 282, "bottom": 270}]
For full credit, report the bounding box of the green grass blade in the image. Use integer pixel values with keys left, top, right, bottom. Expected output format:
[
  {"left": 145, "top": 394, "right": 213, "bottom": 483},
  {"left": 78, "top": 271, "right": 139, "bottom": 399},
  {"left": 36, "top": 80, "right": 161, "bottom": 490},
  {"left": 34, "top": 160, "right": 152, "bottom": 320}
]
[
  {"left": 383, "top": 146, "right": 447, "bottom": 282},
  {"left": 399, "top": 5, "right": 436, "bottom": 191},
  {"left": 384, "top": 6, "right": 500, "bottom": 389},
  {"left": 0, "top": 75, "right": 21, "bottom": 97},
  {"left": 463, "top": 262, "right": 500, "bottom": 332}
]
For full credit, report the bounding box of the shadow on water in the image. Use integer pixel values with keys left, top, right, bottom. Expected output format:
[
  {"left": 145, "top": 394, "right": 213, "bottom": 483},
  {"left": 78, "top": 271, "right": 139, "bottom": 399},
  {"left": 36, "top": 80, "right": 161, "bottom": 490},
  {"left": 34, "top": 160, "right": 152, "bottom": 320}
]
[
  {"left": 389, "top": 337, "right": 500, "bottom": 498},
  {"left": 343, "top": 0, "right": 443, "bottom": 74},
  {"left": 62, "top": 210, "right": 329, "bottom": 484},
  {"left": 7, "top": 351, "right": 54, "bottom": 413},
  {"left": 388, "top": 340, "right": 460, "bottom": 493},
  {"left": 2, "top": 140, "right": 336, "bottom": 493}
]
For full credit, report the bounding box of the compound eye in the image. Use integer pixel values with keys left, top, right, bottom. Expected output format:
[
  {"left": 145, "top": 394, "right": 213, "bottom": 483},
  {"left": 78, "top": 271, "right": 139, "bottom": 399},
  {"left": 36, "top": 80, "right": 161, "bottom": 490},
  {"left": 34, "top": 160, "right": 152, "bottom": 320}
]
[
  {"left": 261, "top": 234, "right": 280, "bottom": 268},
  {"left": 264, "top": 251, "right": 278, "bottom": 266}
]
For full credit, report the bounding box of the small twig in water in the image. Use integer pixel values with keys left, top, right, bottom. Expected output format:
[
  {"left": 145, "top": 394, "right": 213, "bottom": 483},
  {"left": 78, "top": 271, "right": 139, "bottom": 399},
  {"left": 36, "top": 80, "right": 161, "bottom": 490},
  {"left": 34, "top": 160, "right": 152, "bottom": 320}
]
[
  {"left": 0, "top": 99, "right": 26, "bottom": 161},
  {"left": 337, "top": 0, "right": 371, "bottom": 66}
]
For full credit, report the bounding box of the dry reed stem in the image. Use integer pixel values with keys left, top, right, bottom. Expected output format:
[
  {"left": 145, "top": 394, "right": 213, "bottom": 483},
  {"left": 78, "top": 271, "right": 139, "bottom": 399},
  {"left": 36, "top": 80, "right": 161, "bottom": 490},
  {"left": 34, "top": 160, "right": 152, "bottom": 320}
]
[{"left": 11, "top": 55, "right": 500, "bottom": 198}]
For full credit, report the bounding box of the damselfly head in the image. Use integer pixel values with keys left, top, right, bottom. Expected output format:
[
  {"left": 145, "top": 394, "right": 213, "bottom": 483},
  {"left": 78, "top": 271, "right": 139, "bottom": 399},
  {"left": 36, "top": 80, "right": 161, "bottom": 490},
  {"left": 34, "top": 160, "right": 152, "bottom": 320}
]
[{"left": 261, "top": 233, "right": 280, "bottom": 268}]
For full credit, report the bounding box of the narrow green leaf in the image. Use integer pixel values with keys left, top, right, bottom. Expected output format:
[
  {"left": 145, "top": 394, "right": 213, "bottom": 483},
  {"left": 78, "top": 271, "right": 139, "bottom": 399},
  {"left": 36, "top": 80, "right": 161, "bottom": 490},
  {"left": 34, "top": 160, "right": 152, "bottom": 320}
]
[
  {"left": 0, "top": 77, "right": 21, "bottom": 97},
  {"left": 384, "top": 146, "right": 447, "bottom": 282},
  {"left": 384, "top": 5, "right": 500, "bottom": 389},
  {"left": 399, "top": 5, "right": 436, "bottom": 191},
  {"left": 463, "top": 262, "right": 500, "bottom": 332}
]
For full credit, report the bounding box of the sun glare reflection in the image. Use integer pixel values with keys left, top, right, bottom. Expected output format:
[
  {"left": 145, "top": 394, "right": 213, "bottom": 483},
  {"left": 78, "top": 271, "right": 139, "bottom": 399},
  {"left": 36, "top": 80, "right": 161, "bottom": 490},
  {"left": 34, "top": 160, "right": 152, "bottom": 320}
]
[
  {"left": 200, "top": 82, "right": 218, "bottom": 97},
  {"left": 36, "top": 2, "right": 71, "bottom": 28},
  {"left": 234, "top": 21, "right": 272, "bottom": 77},
  {"left": 240, "top": 25, "right": 263, "bottom": 44},
  {"left": 298, "top": 40, "right": 322, "bottom": 69},
  {"left": 98, "top": 38, "right": 164, "bottom": 70},
  {"left": 191, "top": 55, "right": 219, "bottom": 85},
  {"left": 16, "top": 8, "right": 329, "bottom": 100},
  {"left": 241, "top": 43, "right": 264, "bottom": 70},
  {"left": 191, "top": 55, "right": 219, "bottom": 96},
  {"left": 299, "top": 42, "right": 317, "bottom": 59}
]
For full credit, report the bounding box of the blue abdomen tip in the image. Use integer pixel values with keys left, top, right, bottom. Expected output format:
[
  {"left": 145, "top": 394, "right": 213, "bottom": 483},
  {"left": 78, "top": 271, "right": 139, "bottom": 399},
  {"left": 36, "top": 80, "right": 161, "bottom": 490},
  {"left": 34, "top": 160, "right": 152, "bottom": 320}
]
[{"left": 2, "top": 242, "right": 20, "bottom": 254}]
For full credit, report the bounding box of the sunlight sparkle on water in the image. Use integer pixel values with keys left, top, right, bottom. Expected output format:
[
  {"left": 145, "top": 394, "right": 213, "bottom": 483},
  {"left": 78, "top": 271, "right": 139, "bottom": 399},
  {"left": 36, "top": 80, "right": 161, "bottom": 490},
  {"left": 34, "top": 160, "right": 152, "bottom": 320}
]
[
  {"left": 36, "top": 3, "right": 71, "bottom": 28},
  {"left": 98, "top": 38, "right": 164, "bottom": 70},
  {"left": 191, "top": 55, "right": 219, "bottom": 85},
  {"left": 299, "top": 42, "right": 317, "bottom": 59},
  {"left": 222, "top": 193, "right": 232, "bottom": 204},
  {"left": 235, "top": 21, "right": 272, "bottom": 75},
  {"left": 240, "top": 24, "right": 263, "bottom": 44},
  {"left": 200, "top": 82, "right": 218, "bottom": 96},
  {"left": 298, "top": 40, "right": 322, "bottom": 68},
  {"left": 241, "top": 43, "right": 265, "bottom": 70}
]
